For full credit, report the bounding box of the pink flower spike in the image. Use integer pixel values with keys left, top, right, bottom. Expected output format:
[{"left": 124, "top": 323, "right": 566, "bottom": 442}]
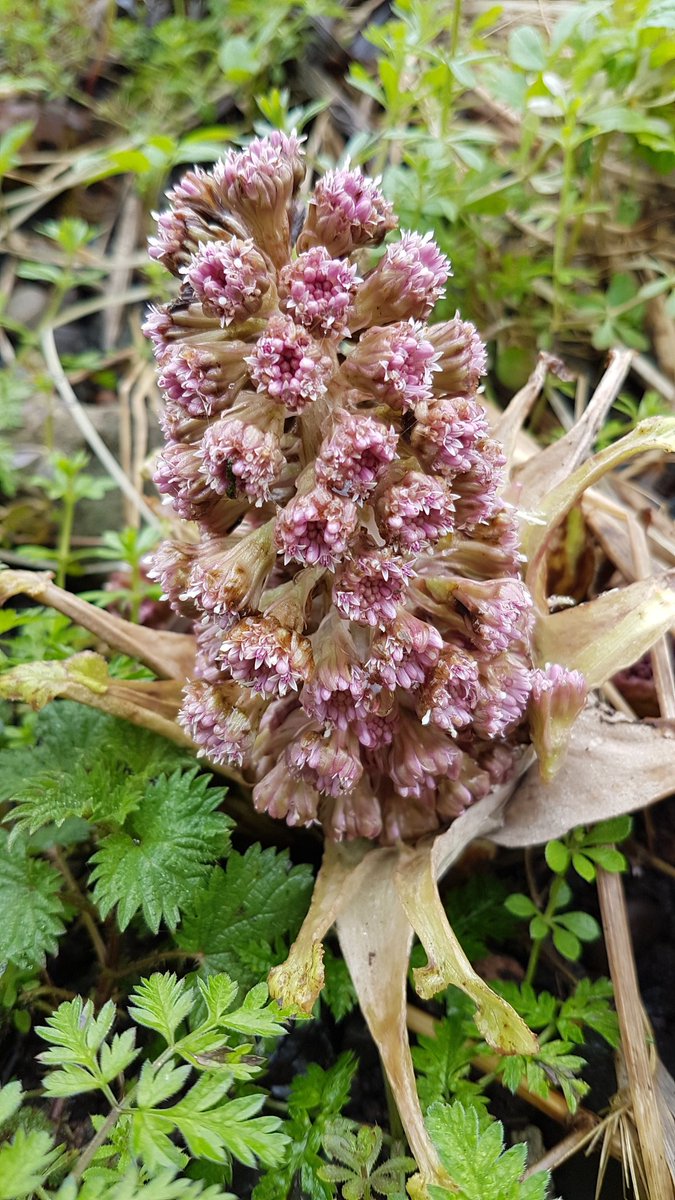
[
  {"left": 427, "top": 314, "right": 488, "bottom": 395},
  {"left": 333, "top": 542, "right": 413, "bottom": 627},
  {"left": 315, "top": 411, "right": 398, "bottom": 500},
  {"left": 147, "top": 539, "right": 199, "bottom": 618},
  {"left": 452, "top": 577, "right": 533, "bottom": 657},
  {"left": 215, "top": 131, "right": 305, "bottom": 267},
  {"left": 473, "top": 656, "right": 533, "bottom": 739},
  {"left": 184, "top": 519, "right": 277, "bottom": 620},
  {"left": 417, "top": 643, "right": 480, "bottom": 733},
  {"left": 342, "top": 320, "right": 438, "bottom": 411},
  {"left": 529, "top": 662, "right": 588, "bottom": 781},
  {"left": 153, "top": 440, "right": 215, "bottom": 520},
  {"left": 157, "top": 343, "right": 248, "bottom": 419},
  {"left": 194, "top": 616, "right": 228, "bottom": 683},
  {"left": 368, "top": 609, "right": 443, "bottom": 690},
  {"left": 220, "top": 614, "right": 313, "bottom": 698},
  {"left": 376, "top": 469, "right": 455, "bottom": 553},
  {"left": 453, "top": 438, "right": 507, "bottom": 531},
  {"left": 279, "top": 246, "right": 360, "bottom": 336},
  {"left": 286, "top": 727, "right": 363, "bottom": 797},
  {"left": 302, "top": 614, "right": 370, "bottom": 730},
  {"left": 185, "top": 237, "right": 271, "bottom": 326},
  {"left": 253, "top": 759, "right": 320, "bottom": 826},
  {"left": 275, "top": 484, "right": 359, "bottom": 569},
  {"left": 299, "top": 165, "right": 397, "bottom": 256},
  {"left": 198, "top": 402, "right": 284, "bottom": 505},
  {"left": 384, "top": 713, "right": 460, "bottom": 799},
  {"left": 245, "top": 314, "right": 333, "bottom": 413},
  {"left": 178, "top": 679, "right": 260, "bottom": 767},
  {"left": 412, "top": 396, "right": 490, "bottom": 476},
  {"left": 148, "top": 208, "right": 193, "bottom": 274},
  {"left": 325, "top": 778, "right": 383, "bottom": 841},
  {"left": 351, "top": 231, "right": 451, "bottom": 327}
]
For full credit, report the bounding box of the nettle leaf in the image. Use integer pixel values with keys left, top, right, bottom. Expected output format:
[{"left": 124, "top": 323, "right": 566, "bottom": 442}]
[
  {"left": 0, "top": 829, "right": 66, "bottom": 969},
  {"left": 0, "top": 1127, "right": 64, "bottom": 1199},
  {"left": 90, "top": 769, "right": 232, "bottom": 933},
  {"left": 0, "top": 701, "right": 191, "bottom": 836},
  {"left": 178, "top": 845, "right": 313, "bottom": 988},
  {"left": 426, "top": 1101, "right": 549, "bottom": 1200}
]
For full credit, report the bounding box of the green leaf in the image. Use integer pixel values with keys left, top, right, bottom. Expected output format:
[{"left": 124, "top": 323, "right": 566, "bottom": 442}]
[
  {"left": 412, "top": 1017, "right": 488, "bottom": 1111},
  {"left": 91, "top": 769, "right": 232, "bottom": 932},
  {"left": 544, "top": 840, "right": 570, "bottom": 874},
  {"left": 0, "top": 1082, "right": 22, "bottom": 1129},
  {"left": 178, "top": 845, "right": 312, "bottom": 988},
  {"left": 254, "top": 1055, "right": 357, "bottom": 1200},
  {"left": 558, "top": 978, "right": 619, "bottom": 1048},
  {"left": 71, "top": 1166, "right": 234, "bottom": 1200},
  {"left": 36, "top": 996, "right": 138, "bottom": 1096},
  {"left": 571, "top": 853, "right": 596, "bottom": 883},
  {"left": 585, "top": 846, "right": 626, "bottom": 873},
  {"left": 0, "top": 829, "right": 66, "bottom": 969},
  {"left": 583, "top": 816, "right": 632, "bottom": 845},
  {"left": 552, "top": 926, "right": 581, "bottom": 961},
  {"left": 0, "top": 1128, "right": 63, "bottom": 1199},
  {"left": 426, "top": 1101, "right": 549, "bottom": 1200},
  {"left": 128, "top": 973, "right": 196, "bottom": 1046},
  {"left": 508, "top": 26, "right": 546, "bottom": 71},
  {"left": 0, "top": 701, "right": 190, "bottom": 818},
  {"left": 529, "top": 915, "right": 549, "bottom": 940},
  {"left": 322, "top": 946, "right": 357, "bottom": 1021},
  {"left": 555, "top": 911, "right": 600, "bottom": 942},
  {"left": 504, "top": 893, "right": 537, "bottom": 918},
  {"left": 491, "top": 983, "right": 557, "bottom": 1031},
  {"left": 445, "top": 875, "right": 519, "bottom": 961}
]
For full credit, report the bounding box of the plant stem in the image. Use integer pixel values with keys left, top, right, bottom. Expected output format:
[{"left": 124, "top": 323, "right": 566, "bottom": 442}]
[
  {"left": 524, "top": 872, "right": 566, "bottom": 987},
  {"left": 129, "top": 553, "right": 142, "bottom": 625},
  {"left": 71, "top": 1102, "right": 122, "bottom": 1181},
  {"left": 383, "top": 1069, "right": 406, "bottom": 1148},
  {"left": 552, "top": 133, "right": 576, "bottom": 335},
  {"left": 450, "top": 0, "right": 462, "bottom": 57},
  {"left": 55, "top": 477, "right": 76, "bottom": 588}
]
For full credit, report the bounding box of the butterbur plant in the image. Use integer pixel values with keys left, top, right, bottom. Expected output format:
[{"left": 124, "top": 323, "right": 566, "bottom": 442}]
[{"left": 2, "top": 134, "right": 675, "bottom": 1195}]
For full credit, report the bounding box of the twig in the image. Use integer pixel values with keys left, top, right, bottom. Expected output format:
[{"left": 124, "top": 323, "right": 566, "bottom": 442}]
[
  {"left": 40, "top": 326, "right": 160, "bottom": 528},
  {"left": 597, "top": 869, "right": 674, "bottom": 1199}
]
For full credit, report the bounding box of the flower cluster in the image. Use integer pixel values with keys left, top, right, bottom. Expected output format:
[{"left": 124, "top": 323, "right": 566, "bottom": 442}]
[{"left": 146, "top": 133, "right": 583, "bottom": 844}]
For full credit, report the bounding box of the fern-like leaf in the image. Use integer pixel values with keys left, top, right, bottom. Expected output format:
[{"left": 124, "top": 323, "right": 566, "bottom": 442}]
[
  {"left": 128, "top": 973, "right": 196, "bottom": 1047},
  {"left": 0, "top": 1127, "right": 64, "bottom": 1199},
  {"left": 426, "top": 1101, "right": 549, "bottom": 1200}
]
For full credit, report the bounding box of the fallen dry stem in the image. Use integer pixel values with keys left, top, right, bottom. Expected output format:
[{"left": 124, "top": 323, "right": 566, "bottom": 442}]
[{"left": 597, "top": 869, "right": 674, "bottom": 1200}]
